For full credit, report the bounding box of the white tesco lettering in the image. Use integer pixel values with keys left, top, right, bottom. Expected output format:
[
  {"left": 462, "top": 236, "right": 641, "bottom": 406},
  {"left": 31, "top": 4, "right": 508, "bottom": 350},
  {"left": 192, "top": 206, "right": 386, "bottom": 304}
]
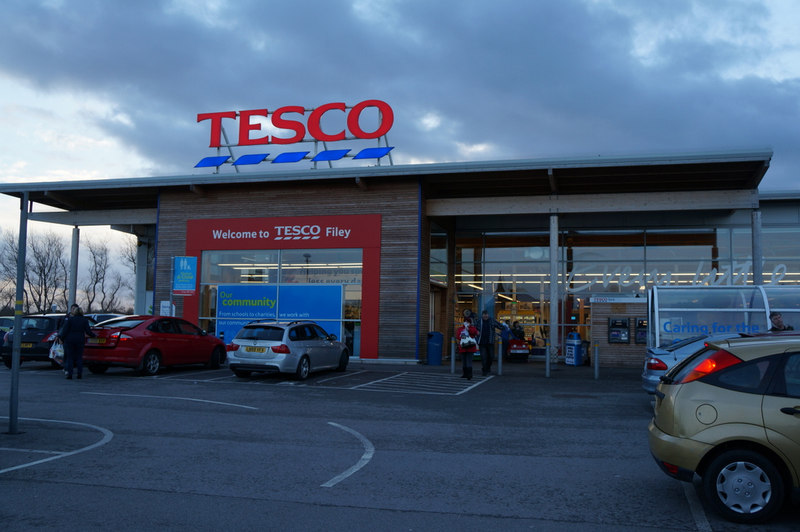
[{"left": 274, "top": 225, "right": 321, "bottom": 240}]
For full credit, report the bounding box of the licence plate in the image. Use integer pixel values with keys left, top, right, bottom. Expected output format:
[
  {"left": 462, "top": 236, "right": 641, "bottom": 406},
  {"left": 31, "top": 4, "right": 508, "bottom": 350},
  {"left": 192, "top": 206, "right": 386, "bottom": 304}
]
[
  {"left": 88, "top": 338, "right": 106, "bottom": 344},
  {"left": 21, "top": 342, "right": 33, "bottom": 348},
  {"left": 245, "top": 346, "right": 266, "bottom": 353}
]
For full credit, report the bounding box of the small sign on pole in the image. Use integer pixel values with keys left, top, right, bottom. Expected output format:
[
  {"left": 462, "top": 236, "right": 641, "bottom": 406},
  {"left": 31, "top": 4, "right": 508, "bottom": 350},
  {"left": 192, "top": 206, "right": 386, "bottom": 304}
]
[{"left": 172, "top": 256, "right": 197, "bottom": 296}]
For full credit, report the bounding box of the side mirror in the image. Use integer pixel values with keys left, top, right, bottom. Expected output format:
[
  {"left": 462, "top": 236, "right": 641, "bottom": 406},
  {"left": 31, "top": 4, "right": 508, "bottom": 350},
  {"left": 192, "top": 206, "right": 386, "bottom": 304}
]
[
  {"left": 200, "top": 330, "right": 208, "bottom": 336},
  {"left": 328, "top": 334, "right": 338, "bottom": 341}
]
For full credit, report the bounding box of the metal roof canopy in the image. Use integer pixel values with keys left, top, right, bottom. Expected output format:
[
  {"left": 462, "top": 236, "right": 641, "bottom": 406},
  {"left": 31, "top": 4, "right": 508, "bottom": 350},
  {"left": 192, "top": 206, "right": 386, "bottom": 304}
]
[{"left": 0, "top": 149, "right": 772, "bottom": 221}]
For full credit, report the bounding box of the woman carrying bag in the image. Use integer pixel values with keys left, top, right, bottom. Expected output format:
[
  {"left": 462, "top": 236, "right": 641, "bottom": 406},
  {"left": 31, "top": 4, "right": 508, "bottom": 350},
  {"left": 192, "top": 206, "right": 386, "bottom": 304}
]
[
  {"left": 456, "top": 317, "right": 479, "bottom": 380},
  {"left": 57, "top": 306, "right": 96, "bottom": 380}
]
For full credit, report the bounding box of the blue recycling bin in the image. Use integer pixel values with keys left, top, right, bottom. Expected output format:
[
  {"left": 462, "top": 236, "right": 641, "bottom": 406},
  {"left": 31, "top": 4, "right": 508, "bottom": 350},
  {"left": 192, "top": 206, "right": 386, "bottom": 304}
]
[
  {"left": 427, "top": 331, "right": 443, "bottom": 365},
  {"left": 565, "top": 332, "right": 583, "bottom": 366}
]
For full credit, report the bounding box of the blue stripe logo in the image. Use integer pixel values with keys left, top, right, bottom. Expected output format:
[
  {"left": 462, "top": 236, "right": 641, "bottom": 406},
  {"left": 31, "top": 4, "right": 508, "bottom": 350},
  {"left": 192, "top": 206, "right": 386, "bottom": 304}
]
[{"left": 196, "top": 146, "right": 393, "bottom": 168}]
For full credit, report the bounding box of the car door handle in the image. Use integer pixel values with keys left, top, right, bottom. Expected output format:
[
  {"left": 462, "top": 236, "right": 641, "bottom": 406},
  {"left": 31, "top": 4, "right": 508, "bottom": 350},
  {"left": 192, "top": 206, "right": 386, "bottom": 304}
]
[{"left": 780, "top": 407, "right": 800, "bottom": 416}]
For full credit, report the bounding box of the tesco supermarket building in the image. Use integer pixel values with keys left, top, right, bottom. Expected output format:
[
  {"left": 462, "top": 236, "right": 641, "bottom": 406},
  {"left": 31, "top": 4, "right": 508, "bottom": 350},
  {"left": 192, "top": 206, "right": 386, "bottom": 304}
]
[{"left": 0, "top": 103, "right": 793, "bottom": 368}]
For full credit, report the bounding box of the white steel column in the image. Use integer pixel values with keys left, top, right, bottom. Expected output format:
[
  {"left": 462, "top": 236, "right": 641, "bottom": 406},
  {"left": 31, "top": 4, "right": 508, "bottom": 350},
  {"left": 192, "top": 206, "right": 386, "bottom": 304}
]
[
  {"left": 752, "top": 209, "right": 763, "bottom": 284},
  {"left": 135, "top": 238, "right": 148, "bottom": 314},
  {"left": 68, "top": 226, "right": 80, "bottom": 308},
  {"left": 548, "top": 213, "right": 558, "bottom": 378}
]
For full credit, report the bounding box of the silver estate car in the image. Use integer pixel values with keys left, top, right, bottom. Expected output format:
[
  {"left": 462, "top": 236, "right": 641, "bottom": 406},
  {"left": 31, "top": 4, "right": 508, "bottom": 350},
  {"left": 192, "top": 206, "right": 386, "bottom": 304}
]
[
  {"left": 226, "top": 320, "right": 349, "bottom": 380},
  {"left": 642, "top": 333, "right": 742, "bottom": 394}
]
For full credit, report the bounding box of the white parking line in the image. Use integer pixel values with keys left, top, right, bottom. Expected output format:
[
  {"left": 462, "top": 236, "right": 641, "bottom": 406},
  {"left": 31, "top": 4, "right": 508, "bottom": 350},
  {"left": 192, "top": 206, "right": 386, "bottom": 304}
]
[
  {"left": 350, "top": 371, "right": 408, "bottom": 389},
  {"left": 321, "top": 422, "right": 375, "bottom": 488},
  {"left": 82, "top": 392, "right": 259, "bottom": 410},
  {"left": 316, "top": 370, "right": 368, "bottom": 384},
  {"left": 456, "top": 375, "right": 494, "bottom": 395},
  {"left": 0, "top": 417, "right": 114, "bottom": 475},
  {"left": 683, "top": 482, "right": 713, "bottom": 532}
]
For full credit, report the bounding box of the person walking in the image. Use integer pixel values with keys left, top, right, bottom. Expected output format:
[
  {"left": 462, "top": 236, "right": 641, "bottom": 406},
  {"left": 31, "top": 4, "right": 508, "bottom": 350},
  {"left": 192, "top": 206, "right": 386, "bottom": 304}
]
[
  {"left": 477, "top": 310, "right": 502, "bottom": 376},
  {"left": 500, "top": 319, "right": 511, "bottom": 361},
  {"left": 456, "top": 317, "right": 478, "bottom": 380},
  {"left": 57, "top": 306, "right": 96, "bottom": 380}
]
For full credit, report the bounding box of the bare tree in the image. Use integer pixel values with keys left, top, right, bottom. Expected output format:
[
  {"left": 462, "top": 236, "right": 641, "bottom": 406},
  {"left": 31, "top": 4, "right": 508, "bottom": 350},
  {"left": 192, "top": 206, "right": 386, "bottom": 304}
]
[
  {"left": 121, "top": 235, "right": 137, "bottom": 275},
  {"left": 0, "top": 229, "right": 17, "bottom": 312},
  {"left": 26, "top": 231, "right": 69, "bottom": 313},
  {"left": 0, "top": 229, "right": 70, "bottom": 313},
  {"left": 82, "top": 238, "right": 127, "bottom": 312}
]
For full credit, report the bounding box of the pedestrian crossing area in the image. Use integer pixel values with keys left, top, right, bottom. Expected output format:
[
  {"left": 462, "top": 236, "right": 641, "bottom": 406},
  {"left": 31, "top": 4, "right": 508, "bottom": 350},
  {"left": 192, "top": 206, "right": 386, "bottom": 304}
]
[{"left": 318, "top": 370, "right": 493, "bottom": 395}]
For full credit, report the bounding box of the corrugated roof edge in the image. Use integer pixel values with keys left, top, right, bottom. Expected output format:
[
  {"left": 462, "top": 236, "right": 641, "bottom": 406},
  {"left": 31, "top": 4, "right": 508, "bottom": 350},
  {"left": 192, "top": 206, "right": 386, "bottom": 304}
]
[{"left": 0, "top": 148, "right": 773, "bottom": 194}]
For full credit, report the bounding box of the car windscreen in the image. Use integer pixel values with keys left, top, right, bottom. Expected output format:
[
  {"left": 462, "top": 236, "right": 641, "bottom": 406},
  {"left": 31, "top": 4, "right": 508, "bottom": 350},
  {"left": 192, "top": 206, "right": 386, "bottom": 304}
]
[
  {"left": 22, "top": 317, "right": 57, "bottom": 330},
  {"left": 236, "top": 326, "right": 284, "bottom": 341},
  {"left": 96, "top": 318, "right": 146, "bottom": 329}
]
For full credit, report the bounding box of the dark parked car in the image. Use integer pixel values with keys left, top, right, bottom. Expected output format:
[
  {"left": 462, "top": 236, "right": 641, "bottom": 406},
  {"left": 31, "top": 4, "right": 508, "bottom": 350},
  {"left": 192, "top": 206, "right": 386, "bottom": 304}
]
[
  {"left": 83, "top": 315, "right": 226, "bottom": 375},
  {"left": 1, "top": 313, "right": 96, "bottom": 369}
]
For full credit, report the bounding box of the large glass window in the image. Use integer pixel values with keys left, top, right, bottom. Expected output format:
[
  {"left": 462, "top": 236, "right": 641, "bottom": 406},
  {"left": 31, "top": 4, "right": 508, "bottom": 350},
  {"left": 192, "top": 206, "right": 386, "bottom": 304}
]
[{"left": 199, "top": 248, "right": 362, "bottom": 356}]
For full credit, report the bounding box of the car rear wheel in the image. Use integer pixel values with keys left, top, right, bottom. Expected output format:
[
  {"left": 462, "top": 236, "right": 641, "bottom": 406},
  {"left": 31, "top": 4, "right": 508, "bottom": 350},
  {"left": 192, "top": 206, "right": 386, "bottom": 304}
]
[
  {"left": 139, "top": 350, "right": 161, "bottom": 376},
  {"left": 88, "top": 365, "right": 109, "bottom": 374},
  {"left": 702, "top": 449, "right": 785, "bottom": 523},
  {"left": 336, "top": 350, "right": 348, "bottom": 372},
  {"left": 206, "top": 347, "right": 223, "bottom": 369},
  {"left": 295, "top": 355, "right": 310, "bottom": 381}
]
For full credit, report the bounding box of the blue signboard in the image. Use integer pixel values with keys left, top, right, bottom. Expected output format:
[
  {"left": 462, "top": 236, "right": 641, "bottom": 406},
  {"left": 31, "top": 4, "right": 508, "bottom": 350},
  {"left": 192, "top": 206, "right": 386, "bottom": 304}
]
[
  {"left": 278, "top": 285, "right": 342, "bottom": 320},
  {"left": 173, "top": 256, "right": 198, "bottom": 295},
  {"left": 216, "top": 285, "right": 278, "bottom": 342},
  {"left": 215, "top": 284, "right": 342, "bottom": 343}
]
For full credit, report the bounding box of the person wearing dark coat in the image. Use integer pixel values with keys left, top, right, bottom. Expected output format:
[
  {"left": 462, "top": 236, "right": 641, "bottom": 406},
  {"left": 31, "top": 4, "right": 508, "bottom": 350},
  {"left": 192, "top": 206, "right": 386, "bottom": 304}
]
[
  {"left": 57, "top": 306, "right": 96, "bottom": 380},
  {"left": 477, "top": 310, "right": 503, "bottom": 376}
]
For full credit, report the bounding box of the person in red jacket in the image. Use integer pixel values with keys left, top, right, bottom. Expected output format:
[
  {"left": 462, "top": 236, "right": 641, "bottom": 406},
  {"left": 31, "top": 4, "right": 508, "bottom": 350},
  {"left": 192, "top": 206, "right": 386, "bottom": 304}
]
[{"left": 457, "top": 317, "right": 479, "bottom": 380}]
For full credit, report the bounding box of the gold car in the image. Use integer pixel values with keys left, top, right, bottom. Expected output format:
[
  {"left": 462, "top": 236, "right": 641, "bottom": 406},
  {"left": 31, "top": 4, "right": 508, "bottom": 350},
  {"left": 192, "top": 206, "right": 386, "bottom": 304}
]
[{"left": 649, "top": 335, "right": 800, "bottom": 523}]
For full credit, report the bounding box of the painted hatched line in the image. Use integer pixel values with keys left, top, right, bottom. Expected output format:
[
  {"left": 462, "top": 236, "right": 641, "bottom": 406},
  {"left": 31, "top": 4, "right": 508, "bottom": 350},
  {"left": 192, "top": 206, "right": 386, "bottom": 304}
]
[{"left": 349, "top": 372, "right": 492, "bottom": 395}]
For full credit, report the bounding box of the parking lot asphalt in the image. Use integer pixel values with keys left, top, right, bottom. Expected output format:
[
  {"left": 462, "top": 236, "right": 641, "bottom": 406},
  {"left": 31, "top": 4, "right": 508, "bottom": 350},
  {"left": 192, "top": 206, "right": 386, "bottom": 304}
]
[{"left": 1, "top": 359, "right": 798, "bottom": 531}]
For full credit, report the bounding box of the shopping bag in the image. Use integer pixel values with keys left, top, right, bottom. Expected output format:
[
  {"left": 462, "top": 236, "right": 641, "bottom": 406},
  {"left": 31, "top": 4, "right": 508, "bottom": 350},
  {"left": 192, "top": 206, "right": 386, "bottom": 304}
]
[{"left": 49, "top": 341, "right": 65, "bottom": 366}]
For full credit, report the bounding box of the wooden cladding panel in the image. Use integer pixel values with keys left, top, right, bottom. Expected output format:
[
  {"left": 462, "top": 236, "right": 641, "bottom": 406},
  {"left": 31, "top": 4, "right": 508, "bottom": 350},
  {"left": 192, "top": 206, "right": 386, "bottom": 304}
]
[{"left": 156, "top": 179, "right": 421, "bottom": 359}]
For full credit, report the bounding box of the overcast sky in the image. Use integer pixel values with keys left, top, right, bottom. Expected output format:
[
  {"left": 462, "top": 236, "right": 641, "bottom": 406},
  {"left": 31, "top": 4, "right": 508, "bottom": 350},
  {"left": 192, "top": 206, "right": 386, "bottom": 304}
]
[{"left": 1, "top": 0, "right": 799, "bottom": 235}]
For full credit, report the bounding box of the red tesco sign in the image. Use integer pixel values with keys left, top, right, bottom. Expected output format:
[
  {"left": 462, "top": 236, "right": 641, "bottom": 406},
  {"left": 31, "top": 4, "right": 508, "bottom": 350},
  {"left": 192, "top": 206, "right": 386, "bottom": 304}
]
[{"left": 197, "top": 99, "right": 394, "bottom": 148}]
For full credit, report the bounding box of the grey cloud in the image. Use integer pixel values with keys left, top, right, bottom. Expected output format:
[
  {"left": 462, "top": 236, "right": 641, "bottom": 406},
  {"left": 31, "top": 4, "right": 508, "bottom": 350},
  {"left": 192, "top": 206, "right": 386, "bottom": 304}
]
[{"left": 0, "top": 0, "right": 797, "bottom": 188}]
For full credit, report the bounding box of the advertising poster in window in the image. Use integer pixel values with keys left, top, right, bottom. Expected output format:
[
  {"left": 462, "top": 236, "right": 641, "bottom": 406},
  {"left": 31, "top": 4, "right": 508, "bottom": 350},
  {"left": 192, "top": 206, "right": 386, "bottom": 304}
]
[
  {"left": 216, "top": 285, "right": 277, "bottom": 342},
  {"left": 216, "top": 284, "right": 343, "bottom": 342}
]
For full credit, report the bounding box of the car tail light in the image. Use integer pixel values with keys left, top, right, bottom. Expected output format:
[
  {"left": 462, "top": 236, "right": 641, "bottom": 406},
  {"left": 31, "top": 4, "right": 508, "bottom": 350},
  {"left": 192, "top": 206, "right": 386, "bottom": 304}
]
[
  {"left": 661, "top": 462, "right": 680, "bottom": 476},
  {"left": 675, "top": 349, "right": 741, "bottom": 384},
  {"left": 226, "top": 343, "right": 239, "bottom": 352},
  {"left": 271, "top": 344, "right": 291, "bottom": 354},
  {"left": 646, "top": 357, "right": 668, "bottom": 371},
  {"left": 110, "top": 332, "right": 133, "bottom": 342},
  {"left": 44, "top": 331, "right": 59, "bottom": 342}
]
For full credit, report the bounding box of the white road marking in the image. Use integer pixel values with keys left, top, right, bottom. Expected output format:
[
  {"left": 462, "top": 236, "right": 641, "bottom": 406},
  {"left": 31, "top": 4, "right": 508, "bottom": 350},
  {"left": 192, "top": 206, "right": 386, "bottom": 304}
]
[
  {"left": 0, "top": 417, "right": 114, "bottom": 475},
  {"left": 350, "top": 371, "right": 408, "bottom": 389},
  {"left": 321, "top": 422, "right": 375, "bottom": 488},
  {"left": 456, "top": 375, "right": 494, "bottom": 394},
  {"left": 316, "top": 370, "right": 368, "bottom": 384},
  {"left": 683, "top": 481, "right": 713, "bottom": 532},
  {"left": 82, "top": 392, "right": 259, "bottom": 410}
]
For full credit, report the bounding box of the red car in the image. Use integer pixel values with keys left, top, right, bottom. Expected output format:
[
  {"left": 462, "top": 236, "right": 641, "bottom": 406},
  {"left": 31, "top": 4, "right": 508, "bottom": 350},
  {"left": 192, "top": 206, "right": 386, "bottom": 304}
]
[{"left": 84, "top": 315, "right": 225, "bottom": 375}]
